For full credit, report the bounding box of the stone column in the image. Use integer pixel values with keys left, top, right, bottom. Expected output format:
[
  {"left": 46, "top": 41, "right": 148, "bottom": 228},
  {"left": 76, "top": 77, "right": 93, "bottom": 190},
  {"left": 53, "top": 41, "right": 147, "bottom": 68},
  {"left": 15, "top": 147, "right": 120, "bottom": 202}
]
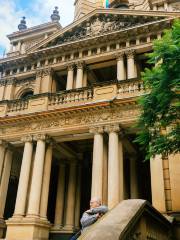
[
  {"left": 0, "top": 82, "right": 5, "bottom": 101},
  {"left": 126, "top": 50, "right": 136, "bottom": 79},
  {"left": 119, "top": 139, "right": 125, "bottom": 201},
  {"left": 41, "top": 68, "right": 53, "bottom": 93},
  {"left": 90, "top": 127, "right": 104, "bottom": 200},
  {"left": 83, "top": 68, "right": 88, "bottom": 87},
  {"left": 40, "top": 142, "right": 53, "bottom": 219},
  {"left": 116, "top": 52, "right": 126, "bottom": 81},
  {"left": 66, "top": 64, "right": 74, "bottom": 90},
  {"left": 102, "top": 141, "right": 108, "bottom": 205},
  {"left": 0, "top": 147, "right": 13, "bottom": 218},
  {"left": 14, "top": 136, "right": 33, "bottom": 217},
  {"left": 54, "top": 164, "right": 66, "bottom": 229},
  {"left": 34, "top": 70, "right": 42, "bottom": 94},
  {"left": 64, "top": 163, "right": 77, "bottom": 231},
  {"left": 105, "top": 125, "right": 120, "bottom": 209},
  {"left": 4, "top": 79, "right": 15, "bottom": 100},
  {"left": 76, "top": 62, "right": 84, "bottom": 89},
  {"left": 75, "top": 166, "right": 81, "bottom": 229},
  {"left": 27, "top": 134, "right": 46, "bottom": 217},
  {"left": 130, "top": 156, "right": 139, "bottom": 199},
  {"left": 0, "top": 140, "right": 7, "bottom": 181}
]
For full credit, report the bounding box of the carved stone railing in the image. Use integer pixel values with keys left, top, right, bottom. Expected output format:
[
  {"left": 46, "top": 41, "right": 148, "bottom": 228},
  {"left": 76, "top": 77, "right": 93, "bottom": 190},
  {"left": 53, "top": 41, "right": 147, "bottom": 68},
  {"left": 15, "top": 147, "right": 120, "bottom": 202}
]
[
  {"left": 117, "top": 79, "right": 145, "bottom": 99},
  {"left": 7, "top": 99, "right": 28, "bottom": 113},
  {"left": 79, "top": 200, "right": 173, "bottom": 240},
  {"left": 0, "top": 78, "right": 146, "bottom": 117},
  {"left": 49, "top": 88, "right": 93, "bottom": 106}
]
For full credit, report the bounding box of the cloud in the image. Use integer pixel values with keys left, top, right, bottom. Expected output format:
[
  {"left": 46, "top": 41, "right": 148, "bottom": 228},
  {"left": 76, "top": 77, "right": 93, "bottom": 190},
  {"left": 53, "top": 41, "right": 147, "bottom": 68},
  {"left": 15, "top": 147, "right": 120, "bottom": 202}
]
[{"left": 0, "top": 0, "right": 74, "bottom": 56}]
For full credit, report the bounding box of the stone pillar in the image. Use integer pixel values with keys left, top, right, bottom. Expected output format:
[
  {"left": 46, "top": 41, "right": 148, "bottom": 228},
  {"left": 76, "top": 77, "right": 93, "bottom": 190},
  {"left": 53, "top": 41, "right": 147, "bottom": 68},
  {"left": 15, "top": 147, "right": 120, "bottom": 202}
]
[
  {"left": 119, "top": 139, "right": 125, "bottom": 201},
  {"left": 0, "top": 147, "right": 13, "bottom": 218},
  {"left": 4, "top": 79, "right": 15, "bottom": 100},
  {"left": 34, "top": 70, "right": 42, "bottom": 94},
  {"left": 66, "top": 64, "right": 74, "bottom": 90},
  {"left": 75, "top": 166, "right": 81, "bottom": 229},
  {"left": 130, "top": 156, "right": 139, "bottom": 199},
  {"left": 0, "top": 140, "right": 7, "bottom": 181},
  {"left": 27, "top": 134, "right": 46, "bottom": 217},
  {"left": 54, "top": 164, "right": 66, "bottom": 229},
  {"left": 40, "top": 142, "right": 53, "bottom": 219},
  {"left": 41, "top": 69, "right": 53, "bottom": 93},
  {"left": 83, "top": 68, "right": 88, "bottom": 87},
  {"left": 116, "top": 52, "right": 126, "bottom": 81},
  {"left": 64, "top": 163, "right": 77, "bottom": 231},
  {"left": 102, "top": 140, "right": 108, "bottom": 205},
  {"left": 126, "top": 50, "right": 136, "bottom": 79},
  {"left": 105, "top": 125, "right": 120, "bottom": 209},
  {"left": 76, "top": 62, "right": 84, "bottom": 89},
  {"left": 0, "top": 82, "right": 5, "bottom": 101},
  {"left": 90, "top": 127, "right": 104, "bottom": 200},
  {"left": 14, "top": 136, "right": 33, "bottom": 217}
]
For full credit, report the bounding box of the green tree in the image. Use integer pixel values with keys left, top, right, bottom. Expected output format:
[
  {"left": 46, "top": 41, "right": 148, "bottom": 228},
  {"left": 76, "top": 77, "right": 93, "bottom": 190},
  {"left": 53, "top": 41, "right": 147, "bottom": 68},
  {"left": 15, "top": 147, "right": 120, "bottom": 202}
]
[{"left": 135, "top": 20, "right": 180, "bottom": 160}]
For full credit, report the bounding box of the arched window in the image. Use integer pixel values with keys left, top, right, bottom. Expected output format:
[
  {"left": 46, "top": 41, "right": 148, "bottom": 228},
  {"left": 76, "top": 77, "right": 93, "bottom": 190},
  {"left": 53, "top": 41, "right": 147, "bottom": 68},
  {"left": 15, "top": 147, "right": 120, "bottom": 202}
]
[{"left": 20, "top": 90, "right": 33, "bottom": 99}]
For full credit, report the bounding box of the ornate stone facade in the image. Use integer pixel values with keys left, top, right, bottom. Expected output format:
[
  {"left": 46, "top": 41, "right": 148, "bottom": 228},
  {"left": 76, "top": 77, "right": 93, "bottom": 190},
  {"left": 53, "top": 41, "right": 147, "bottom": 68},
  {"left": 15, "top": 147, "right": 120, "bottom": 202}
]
[{"left": 0, "top": 2, "right": 179, "bottom": 240}]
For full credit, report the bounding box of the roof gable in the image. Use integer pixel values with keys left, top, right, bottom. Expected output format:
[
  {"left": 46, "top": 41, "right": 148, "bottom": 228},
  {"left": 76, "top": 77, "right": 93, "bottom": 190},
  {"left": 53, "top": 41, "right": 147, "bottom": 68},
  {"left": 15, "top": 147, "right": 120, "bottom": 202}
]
[{"left": 27, "top": 9, "right": 176, "bottom": 54}]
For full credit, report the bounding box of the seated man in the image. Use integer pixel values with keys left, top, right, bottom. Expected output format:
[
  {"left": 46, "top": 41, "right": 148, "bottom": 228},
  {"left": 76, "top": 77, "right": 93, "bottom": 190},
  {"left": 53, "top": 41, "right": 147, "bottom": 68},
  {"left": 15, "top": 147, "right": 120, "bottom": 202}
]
[
  {"left": 80, "top": 197, "right": 108, "bottom": 231},
  {"left": 70, "top": 197, "right": 108, "bottom": 240}
]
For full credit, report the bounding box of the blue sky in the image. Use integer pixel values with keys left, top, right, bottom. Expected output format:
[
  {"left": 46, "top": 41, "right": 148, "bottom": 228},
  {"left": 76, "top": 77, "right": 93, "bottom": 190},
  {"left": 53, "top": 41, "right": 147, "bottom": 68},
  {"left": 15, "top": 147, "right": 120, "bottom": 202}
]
[{"left": 0, "top": 0, "right": 75, "bottom": 57}]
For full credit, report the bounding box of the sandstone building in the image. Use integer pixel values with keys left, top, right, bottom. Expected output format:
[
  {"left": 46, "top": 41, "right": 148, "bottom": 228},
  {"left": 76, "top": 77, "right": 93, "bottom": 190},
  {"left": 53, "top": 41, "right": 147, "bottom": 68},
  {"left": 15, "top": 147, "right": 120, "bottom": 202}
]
[{"left": 0, "top": 0, "right": 179, "bottom": 239}]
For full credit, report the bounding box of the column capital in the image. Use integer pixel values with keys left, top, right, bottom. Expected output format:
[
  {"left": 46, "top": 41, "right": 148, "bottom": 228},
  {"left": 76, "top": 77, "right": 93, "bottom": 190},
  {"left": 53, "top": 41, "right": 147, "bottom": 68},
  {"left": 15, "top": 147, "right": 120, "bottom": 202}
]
[
  {"left": 67, "top": 63, "right": 75, "bottom": 71},
  {"left": 76, "top": 61, "right": 85, "bottom": 69},
  {"left": 126, "top": 50, "right": 136, "bottom": 59},
  {"left": 89, "top": 126, "right": 104, "bottom": 134},
  {"left": 21, "top": 135, "right": 33, "bottom": 143},
  {"left": 114, "top": 51, "right": 125, "bottom": 60},
  {"left": 33, "top": 134, "right": 47, "bottom": 141},
  {"left": 104, "top": 124, "right": 120, "bottom": 133}
]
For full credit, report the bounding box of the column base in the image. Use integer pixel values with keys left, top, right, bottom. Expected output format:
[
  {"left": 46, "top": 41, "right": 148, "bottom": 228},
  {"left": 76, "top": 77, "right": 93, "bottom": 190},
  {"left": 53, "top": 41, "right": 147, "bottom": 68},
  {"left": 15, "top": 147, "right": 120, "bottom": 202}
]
[
  {"left": 51, "top": 224, "right": 63, "bottom": 231},
  {"left": 62, "top": 224, "right": 74, "bottom": 233},
  {"left": 0, "top": 218, "right": 6, "bottom": 238},
  {"left": 6, "top": 216, "right": 51, "bottom": 240}
]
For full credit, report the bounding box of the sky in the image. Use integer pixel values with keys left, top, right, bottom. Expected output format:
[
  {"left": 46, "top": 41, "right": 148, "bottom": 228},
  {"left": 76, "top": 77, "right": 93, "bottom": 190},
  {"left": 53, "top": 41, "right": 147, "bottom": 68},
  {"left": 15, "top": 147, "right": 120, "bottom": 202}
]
[{"left": 0, "top": 0, "right": 75, "bottom": 57}]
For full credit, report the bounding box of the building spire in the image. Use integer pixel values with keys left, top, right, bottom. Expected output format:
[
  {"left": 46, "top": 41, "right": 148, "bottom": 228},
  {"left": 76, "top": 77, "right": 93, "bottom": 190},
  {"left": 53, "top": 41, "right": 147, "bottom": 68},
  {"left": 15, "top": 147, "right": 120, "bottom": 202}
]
[
  {"left": 51, "top": 6, "right": 60, "bottom": 22},
  {"left": 18, "top": 17, "right": 27, "bottom": 31}
]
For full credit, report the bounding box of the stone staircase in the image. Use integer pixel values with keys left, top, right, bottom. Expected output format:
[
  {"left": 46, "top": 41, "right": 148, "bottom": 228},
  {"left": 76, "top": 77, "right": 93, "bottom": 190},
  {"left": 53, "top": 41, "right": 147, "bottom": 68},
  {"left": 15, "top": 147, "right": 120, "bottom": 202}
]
[{"left": 78, "top": 199, "right": 173, "bottom": 240}]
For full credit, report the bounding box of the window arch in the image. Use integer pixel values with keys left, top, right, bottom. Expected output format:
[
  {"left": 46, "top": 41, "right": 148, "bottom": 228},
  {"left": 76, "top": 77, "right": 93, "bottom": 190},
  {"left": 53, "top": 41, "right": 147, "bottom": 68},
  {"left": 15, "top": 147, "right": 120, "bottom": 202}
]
[{"left": 20, "top": 90, "right": 34, "bottom": 99}]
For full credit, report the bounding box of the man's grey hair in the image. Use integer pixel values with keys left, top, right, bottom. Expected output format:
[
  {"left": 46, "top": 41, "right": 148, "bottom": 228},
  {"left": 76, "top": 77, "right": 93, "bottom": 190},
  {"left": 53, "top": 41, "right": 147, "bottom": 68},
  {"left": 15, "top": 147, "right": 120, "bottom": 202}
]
[{"left": 90, "top": 197, "right": 102, "bottom": 205}]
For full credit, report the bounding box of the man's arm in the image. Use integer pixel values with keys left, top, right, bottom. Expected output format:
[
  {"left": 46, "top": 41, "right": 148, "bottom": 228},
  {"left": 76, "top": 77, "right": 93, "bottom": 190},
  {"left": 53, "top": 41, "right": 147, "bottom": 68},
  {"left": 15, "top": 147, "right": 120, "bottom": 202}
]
[
  {"left": 86, "top": 205, "right": 108, "bottom": 215},
  {"left": 80, "top": 212, "right": 99, "bottom": 229}
]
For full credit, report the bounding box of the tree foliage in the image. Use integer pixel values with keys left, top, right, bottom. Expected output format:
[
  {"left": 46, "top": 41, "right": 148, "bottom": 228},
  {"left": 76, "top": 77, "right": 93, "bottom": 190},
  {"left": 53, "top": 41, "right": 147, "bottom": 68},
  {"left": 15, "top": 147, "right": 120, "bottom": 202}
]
[{"left": 135, "top": 20, "right": 180, "bottom": 160}]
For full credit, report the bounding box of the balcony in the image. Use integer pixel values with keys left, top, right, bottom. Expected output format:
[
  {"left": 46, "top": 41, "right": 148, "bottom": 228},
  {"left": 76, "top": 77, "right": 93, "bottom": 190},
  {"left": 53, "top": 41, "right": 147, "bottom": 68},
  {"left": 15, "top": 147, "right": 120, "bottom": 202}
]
[{"left": 0, "top": 79, "right": 145, "bottom": 118}]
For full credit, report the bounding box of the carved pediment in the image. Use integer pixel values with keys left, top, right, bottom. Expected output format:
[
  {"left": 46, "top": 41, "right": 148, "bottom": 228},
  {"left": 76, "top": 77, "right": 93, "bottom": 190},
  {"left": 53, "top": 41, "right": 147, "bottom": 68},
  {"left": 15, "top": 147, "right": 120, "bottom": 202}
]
[{"left": 42, "top": 13, "right": 165, "bottom": 49}]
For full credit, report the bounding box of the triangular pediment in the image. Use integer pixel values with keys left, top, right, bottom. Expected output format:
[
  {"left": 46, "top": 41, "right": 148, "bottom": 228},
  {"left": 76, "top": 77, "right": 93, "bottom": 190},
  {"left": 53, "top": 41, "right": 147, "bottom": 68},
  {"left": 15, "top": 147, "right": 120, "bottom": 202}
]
[{"left": 27, "top": 9, "right": 175, "bottom": 54}]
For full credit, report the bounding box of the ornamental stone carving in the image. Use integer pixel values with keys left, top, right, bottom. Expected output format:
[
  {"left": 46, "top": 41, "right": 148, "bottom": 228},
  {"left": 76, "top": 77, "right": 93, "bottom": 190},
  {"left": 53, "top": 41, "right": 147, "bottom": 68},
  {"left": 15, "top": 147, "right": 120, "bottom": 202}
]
[
  {"left": 126, "top": 50, "right": 136, "bottom": 59},
  {"left": 33, "top": 134, "right": 47, "bottom": 141},
  {"left": 21, "top": 135, "right": 33, "bottom": 143},
  {"left": 0, "top": 105, "right": 140, "bottom": 137},
  {"left": 45, "top": 14, "right": 164, "bottom": 48},
  {"left": 104, "top": 124, "right": 120, "bottom": 133},
  {"left": 89, "top": 126, "right": 104, "bottom": 134}
]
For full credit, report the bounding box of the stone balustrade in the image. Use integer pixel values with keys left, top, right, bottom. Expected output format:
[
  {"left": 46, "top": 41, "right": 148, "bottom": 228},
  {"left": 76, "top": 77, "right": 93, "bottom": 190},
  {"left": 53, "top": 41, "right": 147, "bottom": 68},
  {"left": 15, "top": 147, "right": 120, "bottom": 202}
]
[
  {"left": 0, "top": 79, "right": 145, "bottom": 117},
  {"left": 49, "top": 88, "right": 93, "bottom": 106}
]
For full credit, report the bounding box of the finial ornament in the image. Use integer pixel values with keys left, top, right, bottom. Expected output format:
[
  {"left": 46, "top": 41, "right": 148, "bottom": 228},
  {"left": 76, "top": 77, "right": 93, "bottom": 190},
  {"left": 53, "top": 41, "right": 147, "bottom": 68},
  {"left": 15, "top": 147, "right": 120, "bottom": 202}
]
[
  {"left": 18, "top": 16, "right": 27, "bottom": 31},
  {"left": 51, "top": 6, "right": 60, "bottom": 22}
]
